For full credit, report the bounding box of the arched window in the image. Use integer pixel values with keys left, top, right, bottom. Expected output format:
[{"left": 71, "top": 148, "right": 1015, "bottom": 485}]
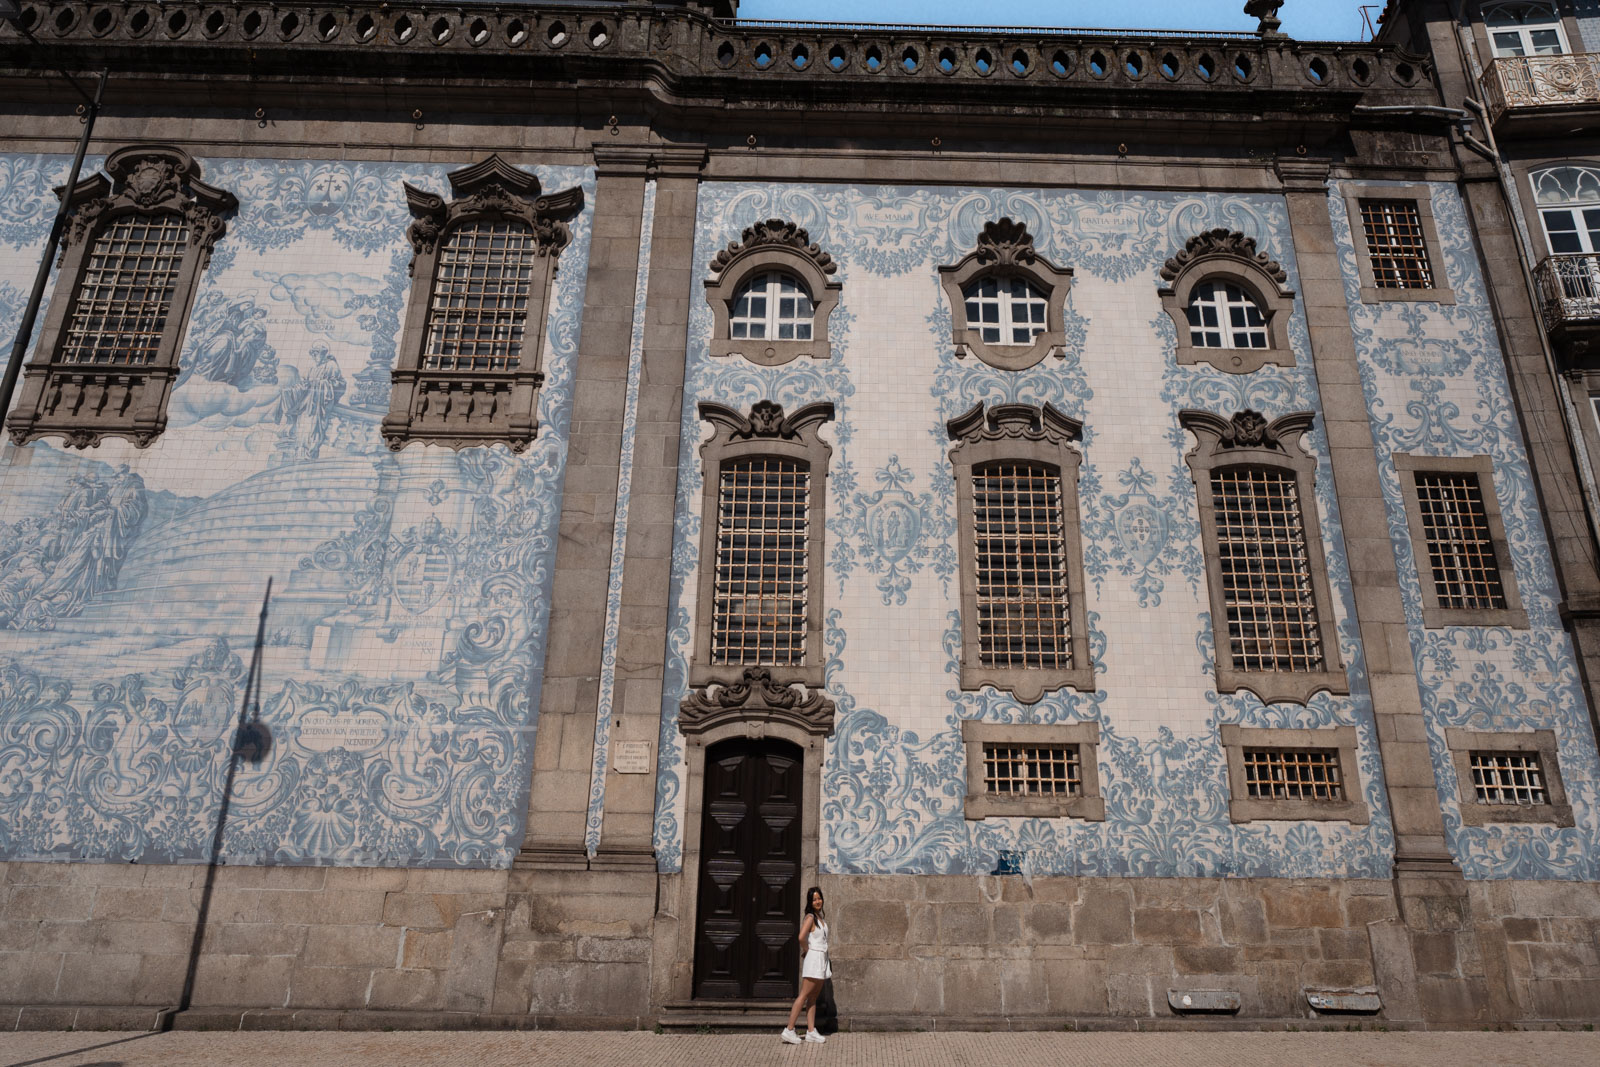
[
  {"left": 962, "top": 276, "right": 1049, "bottom": 346},
  {"left": 389, "top": 155, "right": 584, "bottom": 451},
  {"left": 1483, "top": 2, "right": 1567, "bottom": 58},
  {"left": 729, "top": 271, "right": 815, "bottom": 341},
  {"left": 1159, "top": 229, "right": 1296, "bottom": 373},
  {"left": 6, "top": 144, "right": 236, "bottom": 449},
  {"left": 939, "top": 218, "right": 1073, "bottom": 372},
  {"left": 1186, "top": 280, "right": 1269, "bottom": 350},
  {"left": 707, "top": 219, "right": 840, "bottom": 366}
]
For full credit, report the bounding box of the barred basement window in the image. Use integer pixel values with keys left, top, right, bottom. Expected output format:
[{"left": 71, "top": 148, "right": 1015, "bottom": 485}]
[
  {"left": 949, "top": 403, "right": 1094, "bottom": 702},
  {"left": 1213, "top": 467, "right": 1325, "bottom": 672},
  {"left": 1186, "top": 281, "right": 1268, "bottom": 350},
  {"left": 422, "top": 220, "right": 537, "bottom": 373},
  {"left": 1360, "top": 200, "right": 1434, "bottom": 289},
  {"left": 1342, "top": 186, "right": 1454, "bottom": 304},
  {"left": 1446, "top": 729, "right": 1573, "bottom": 826},
  {"left": 6, "top": 144, "right": 236, "bottom": 449},
  {"left": 1220, "top": 725, "right": 1368, "bottom": 823},
  {"left": 1393, "top": 454, "right": 1526, "bottom": 628},
  {"left": 387, "top": 155, "right": 584, "bottom": 451},
  {"left": 973, "top": 461, "right": 1072, "bottom": 669},
  {"left": 59, "top": 215, "right": 188, "bottom": 367},
  {"left": 983, "top": 742, "right": 1082, "bottom": 796},
  {"left": 1469, "top": 750, "right": 1547, "bottom": 806},
  {"left": 730, "top": 271, "right": 815, "bottom": 341},
  {"left": 712, "top": 458, "right": 810, "bottom": 666},
  {"left": 690, "top": 400, "right": 835, "bottom": 689},
  {"left": 1181, "top": 410, "right": 1347, "bottom": 705},
  {"left": 962, "top": 720, "right": 1104, "bottom": 820},
  {"left": 1242, "top": 746, "right": 1345, "bottom": 801}
]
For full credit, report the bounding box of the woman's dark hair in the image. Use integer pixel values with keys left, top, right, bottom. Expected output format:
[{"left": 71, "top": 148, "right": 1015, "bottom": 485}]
[{"left": 803, "top": 885, "right": 825, "bottom": 920}]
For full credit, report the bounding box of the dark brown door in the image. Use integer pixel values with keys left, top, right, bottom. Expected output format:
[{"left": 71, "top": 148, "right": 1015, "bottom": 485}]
[{"left": 692, "top": 738, "right": 803, "bottom": 999}]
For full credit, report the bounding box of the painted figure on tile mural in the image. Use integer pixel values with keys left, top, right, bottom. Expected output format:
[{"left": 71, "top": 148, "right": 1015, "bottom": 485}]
[
  {"left": 0, "top": 465, "right": 148, "bottom": 630},
  {"left": 188, "top": 294, "right": 279, "bottom": 390},
  {"left": 273, "top": 344, "right": 346, "bottom": 459}
]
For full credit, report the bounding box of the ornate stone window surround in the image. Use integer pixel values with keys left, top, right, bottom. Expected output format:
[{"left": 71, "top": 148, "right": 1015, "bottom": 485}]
[
  {"left": 1340, "top": 183, "right": 1456, "bottom": 305},
  {"left": 1444, "top": 727, "right": 1574, "bottom": 827},
  {"left": 7, "top": 144, "right": 236, "bottom": 449},
  {"left": 690, "top": 400, "right": 835, "bottom": 689},
  {"left": 947, "top": 402, "right": 1095, "bottom": 703},
  {"left": 1220, "top": 724, "right": 1370, "bottom": 824},
  {"left": 1158, "top": 228, "right": 1297, "bottom": 374},
  {"left": 1391, "top": 453, "right": 1529, "bottom": 629},
  {"left": 1180, "top": 409, "right": 1350, "bottom": 705},
  {"left": 384, "top": 155, "right": 585, "bottom": 452},
  {"left": 938, "top": 218, "right": 1074, "bottom": 372},
  {"left": 705, "top": 218, "right": 841, "bottom": 367},
  {"left": 960, "top": 719, "right": 1105, "bottom": 821}
]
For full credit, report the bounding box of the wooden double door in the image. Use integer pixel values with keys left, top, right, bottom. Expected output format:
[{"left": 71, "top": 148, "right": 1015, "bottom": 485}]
[{"left": 692, "top": 738, "right": 804, "bottom": 1000}]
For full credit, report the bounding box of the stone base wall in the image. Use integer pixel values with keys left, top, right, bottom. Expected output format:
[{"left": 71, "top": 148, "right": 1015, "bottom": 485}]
[{"left": 3, "top": 860, "right": 1599, "bottom": 1030}]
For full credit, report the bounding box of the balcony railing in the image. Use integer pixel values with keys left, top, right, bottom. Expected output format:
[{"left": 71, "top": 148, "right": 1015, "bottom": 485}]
[
  {"left": 1535, "top": 254, "right": 1600, "bottom": 332},
  {"left": 1482, "top": 53, "right": 1600, "bottom": 125}
]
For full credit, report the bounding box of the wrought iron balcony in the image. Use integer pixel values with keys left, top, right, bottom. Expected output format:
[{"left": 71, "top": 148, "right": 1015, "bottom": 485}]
[
  {"left": 1481, "top": 53, "right": 1600, "bottom": 130},
  {"left": 1535, "top": 254, "right": 1600, "bottom": 358}
]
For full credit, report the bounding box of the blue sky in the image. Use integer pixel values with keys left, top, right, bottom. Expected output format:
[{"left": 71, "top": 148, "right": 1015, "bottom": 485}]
[{"left": 736, "top": 1, "right": 1373, "bottom": 41}]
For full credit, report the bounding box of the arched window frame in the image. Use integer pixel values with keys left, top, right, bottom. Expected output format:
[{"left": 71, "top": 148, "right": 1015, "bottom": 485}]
[
  {"left": 1528, "top": 163, "right": 1600, "bottom": 256},
  {"left": 385, "top": 155, "right": 584, "bottom": 452},
  {"left": 947, "top": 402, "right": 1094, "bottom": 703},
  {"left": 1180, "top": 408, "right": 1349, "bottom": 706},
  {"left": 1158, "top": 229, "right": 1297, "bottom": 375},
  {"left": 705, "top": 218, "right": 840, "bottom": 367},
  {"left": 939, "top": 219, "right": 1074, "bottom": 373},
  {"left": 690, "top": 400, "right": 836, "bottom": 691},
  {"left": 7, "top": 144, "right": 236, "bottom": 449},
  {"left": 1481, "top": 1, "right": 1569, "bottom": 58}
]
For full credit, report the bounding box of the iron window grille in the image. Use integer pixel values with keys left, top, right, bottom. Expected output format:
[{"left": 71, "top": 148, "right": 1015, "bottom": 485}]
[
  {"left": 422, "top": 220, "right": 537, "bottom": 373},
  {"left": 1212, "top": 465, "right": 1326, "bottom": 673},
  {"left": 982, "top": 743, "right": 1083, "bottom": 796},
  {"left": 1412, "top": 471, "right": 1508, "bottom": 610},
  {"left": 711, "top": 457, "right": 811, "bottom": 667},
  {"left": 971, "top": 461, "right": 1072, "bottom": 670},
  {"left": 730, "top": 271, "right": 815, "bottom": 341},
  {"left": 963, "top": 276, "right": 1049, "bottom": 346},
  {"left": 1186, "top": 280, "right": 1269, "bottom": 349},
  {"left": 58, "top": 214, "right": 189, "bottom": 367},
  {"left": 1242, "top": 746, "right": 1346, "bottom": 802},
  {"left": 1469, "top": 750, "right": 1549, "bottom": 806},
  {"left": 1360, "top": 199, "right": 1436, "bottom": 290}
]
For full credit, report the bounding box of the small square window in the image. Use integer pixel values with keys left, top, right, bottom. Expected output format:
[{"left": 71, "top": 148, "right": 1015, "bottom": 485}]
[
  {"left": 1446, "top": 729, "right": 1573, "bottom": 826},
  {"left": 1220, "top": 725, "right": 1369, "bottom": 824},
  {"left": 983, "top": 743, "right": 1083, "bottom": 796},
  {"left": 1468, "top": 750, "right": 1547, "bottom": 806},
  {"left": 962, "top": 721, "right": 1103, "bottom": 820},
  {"left": 1241, "top": 747, "right": 1346, "bottom": 802}
]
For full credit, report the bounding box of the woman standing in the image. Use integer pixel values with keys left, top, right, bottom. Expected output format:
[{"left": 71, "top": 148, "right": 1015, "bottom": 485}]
[{"left": 780, "top": 886, "right": 831, "bottom": 1044}]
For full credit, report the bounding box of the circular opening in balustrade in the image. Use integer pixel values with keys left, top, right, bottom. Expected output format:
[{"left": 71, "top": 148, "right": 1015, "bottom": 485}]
[
  {"left": 1196, "top": 53, "right": 1216, "bottom": 80},
  {"left": 355, "top": 14, "right": 376, "bottom": 41},
  {"left": 1011, "top": 50, "right": 1029, "bottom": 76},
  {"left": 546, "top": 20, "right": 567, "bottom": 46},
  {"left": 1088, "top": 50, "right": 1108, "bottom": 78},
  {"left": 753, "top": 42, "right": 773, "bottom": 69},
  {"left": 864, "top": 45, "right": 883, "bottom": 72},
  {"left": 1050, "top": 51, "right": 1071, "bottom": 77},
  {"left": 468, "top": 18, "right": 489, "bottom": 45},
  {"left": 827, "top": 44, "right": 847, "bottom": 71},
  {"left": 203, "top": 11, "right": 226, "bottom": 37},
  {"left": 1234, "top": 53, "right": 1254, "bottom": 80},
  {"left": 902, "top": 46, "right": 919, "bottom": 73},
  {"left": 716, "top": 41, "right": 736, "bottom": 67},
  {"left": 974, "top": 48, "right": 993, "bottom": 74},
  {"left": 128, "top": 8, "right": 151, "bottom": 36},
  {"left": 1350, "top": 57, "right": 1372, "bottom": 84},
  {"left": 91, "top": 8, "right": 116, "bottom": 35},
  {"left": 1308, "top": 57, "right": 1329, "bottom": 83},
  {"left": 166, "top": 9, "right": 188, "bottom": 35},
  {"left": 588, "top": 22, "right": 608, "bottom": 47},
  {"left": 938, "top": 47, "right": 957, "bottom": 74},
  {"left": 1160, "top": 53, "right": 1180, "bottom": 79},
  {"left": 791, "top": 43, "right": 809, "bottom": 69},
  {"left": 506, "top": 19, "right": 526, "bottom": 46},
  {"left": 317, "top": 14, "right": 338, "bottom": 40},
  {"left": 1125, "top": 51, "right": 1145, "bottom": 77},
  {"left": 280, "top": 12, "right": 300, "bottom": 39},
  {"left": 53, "top": 7, "right": 76, "bottom": 33}
]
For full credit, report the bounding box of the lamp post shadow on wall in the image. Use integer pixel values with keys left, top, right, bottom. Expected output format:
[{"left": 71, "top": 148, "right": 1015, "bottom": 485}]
[{"left": 163, "top": 579, "right": 274, "bottom": 1030}]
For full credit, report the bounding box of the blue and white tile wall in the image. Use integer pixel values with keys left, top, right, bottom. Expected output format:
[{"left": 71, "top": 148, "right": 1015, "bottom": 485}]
[
  {"left": 0, "top": 153, "right": 594, "bottom": 869},
  {"left": 654, "top": 182, "right": 1398, "bottom": 880},
  {"left": 1330, "top": 181, "right": 1600, "bottom": 880}
]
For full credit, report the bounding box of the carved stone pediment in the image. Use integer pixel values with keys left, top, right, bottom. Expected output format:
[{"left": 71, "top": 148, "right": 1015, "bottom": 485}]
[
  {"left": 946, "top": 401, "right": 1082, "bottom": 447},
  {"left": 58, "top": 144, "right": 237, "bottom": 262},
  {"left": 680, "top": 667, "right": 836, "bottom": 738},
  {"left": 709, "top": 217, "right": 836, "bottom": 278},
  {"left": 971, "top": 217, "right": 1041, "bottom": 268},
  {"left": 699, "top": 399, "right": 837, "bottom": 444},
  {"left": 402, "top": 154, "right": 584, "bottom": 266},
  {"left": 1159, "top": 228, "right": 1290, "bottom": 292},
  {"left": 1178, "top": 408, "right": 1313, "bottom": 454}
]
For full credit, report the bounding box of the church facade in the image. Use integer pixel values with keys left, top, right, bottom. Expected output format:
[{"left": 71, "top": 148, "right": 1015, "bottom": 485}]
[{"left": 1, "top": 0, "right": 1599, "bottom": 1029}]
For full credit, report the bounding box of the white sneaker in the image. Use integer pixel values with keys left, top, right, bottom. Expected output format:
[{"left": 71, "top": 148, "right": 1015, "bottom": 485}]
[
  {"left": 804, "top": 1030, "right": 827, "bottom": 1043},
  {"left": 780, "top": 1028, "right": 802, "bottom": 1045}
]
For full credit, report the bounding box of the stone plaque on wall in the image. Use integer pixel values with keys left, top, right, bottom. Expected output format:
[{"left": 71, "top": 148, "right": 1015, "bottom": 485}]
[{"left": 613, "top": 742, "right": 652, "bottom": 774}]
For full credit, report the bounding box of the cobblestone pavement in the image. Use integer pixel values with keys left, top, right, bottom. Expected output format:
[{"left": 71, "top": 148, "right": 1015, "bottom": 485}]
[{"left": 2, "top": 1030, "right": 1600, "bottom": 1067}]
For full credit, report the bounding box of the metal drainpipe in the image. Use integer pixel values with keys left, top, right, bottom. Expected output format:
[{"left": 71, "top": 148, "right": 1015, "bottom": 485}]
[
  {"left": 0, "top": 68, "right": 106, "bottom": 438},
  {"left": 1444, "top": 0, "right": 1600, "bottom": 576}
]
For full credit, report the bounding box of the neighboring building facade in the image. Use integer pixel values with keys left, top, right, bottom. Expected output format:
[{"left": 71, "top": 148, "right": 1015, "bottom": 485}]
[{"left": 0, "top": 0, "right": 1598, "bottom": 1030}]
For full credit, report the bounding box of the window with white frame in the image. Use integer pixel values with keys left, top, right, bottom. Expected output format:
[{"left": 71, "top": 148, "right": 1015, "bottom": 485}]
[
  {"left": 729, "top": 271, "right": 815, "bottom": 341},
  {"left": 963, "top": 276, "right": 1049, "bottom": 346},
  {"left": 1483, "top": 1, "right": 1568, "bottom": 58},
  {"left": 1531, "top": 165, "right": 1600, "bottom": 303},
  {"left": 1186, "top": 280, "right": 1269, "bottom": 350}
]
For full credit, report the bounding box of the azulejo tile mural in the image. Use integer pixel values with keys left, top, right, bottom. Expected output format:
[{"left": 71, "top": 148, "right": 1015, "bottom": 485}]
[
  {"left": 655, "top": 182, "right": 1405, "bottom": 880},
  {"left": 0, "top": 153, "right": 595, "bottom": 868},
  {"left": 1330, "top": 181, "right": 1600, "bottom": 881}
]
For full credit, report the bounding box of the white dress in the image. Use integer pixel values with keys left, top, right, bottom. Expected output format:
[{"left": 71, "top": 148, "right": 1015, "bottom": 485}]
[{"left": 801, "top": 917, "right": 832, "bottom": 980}]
